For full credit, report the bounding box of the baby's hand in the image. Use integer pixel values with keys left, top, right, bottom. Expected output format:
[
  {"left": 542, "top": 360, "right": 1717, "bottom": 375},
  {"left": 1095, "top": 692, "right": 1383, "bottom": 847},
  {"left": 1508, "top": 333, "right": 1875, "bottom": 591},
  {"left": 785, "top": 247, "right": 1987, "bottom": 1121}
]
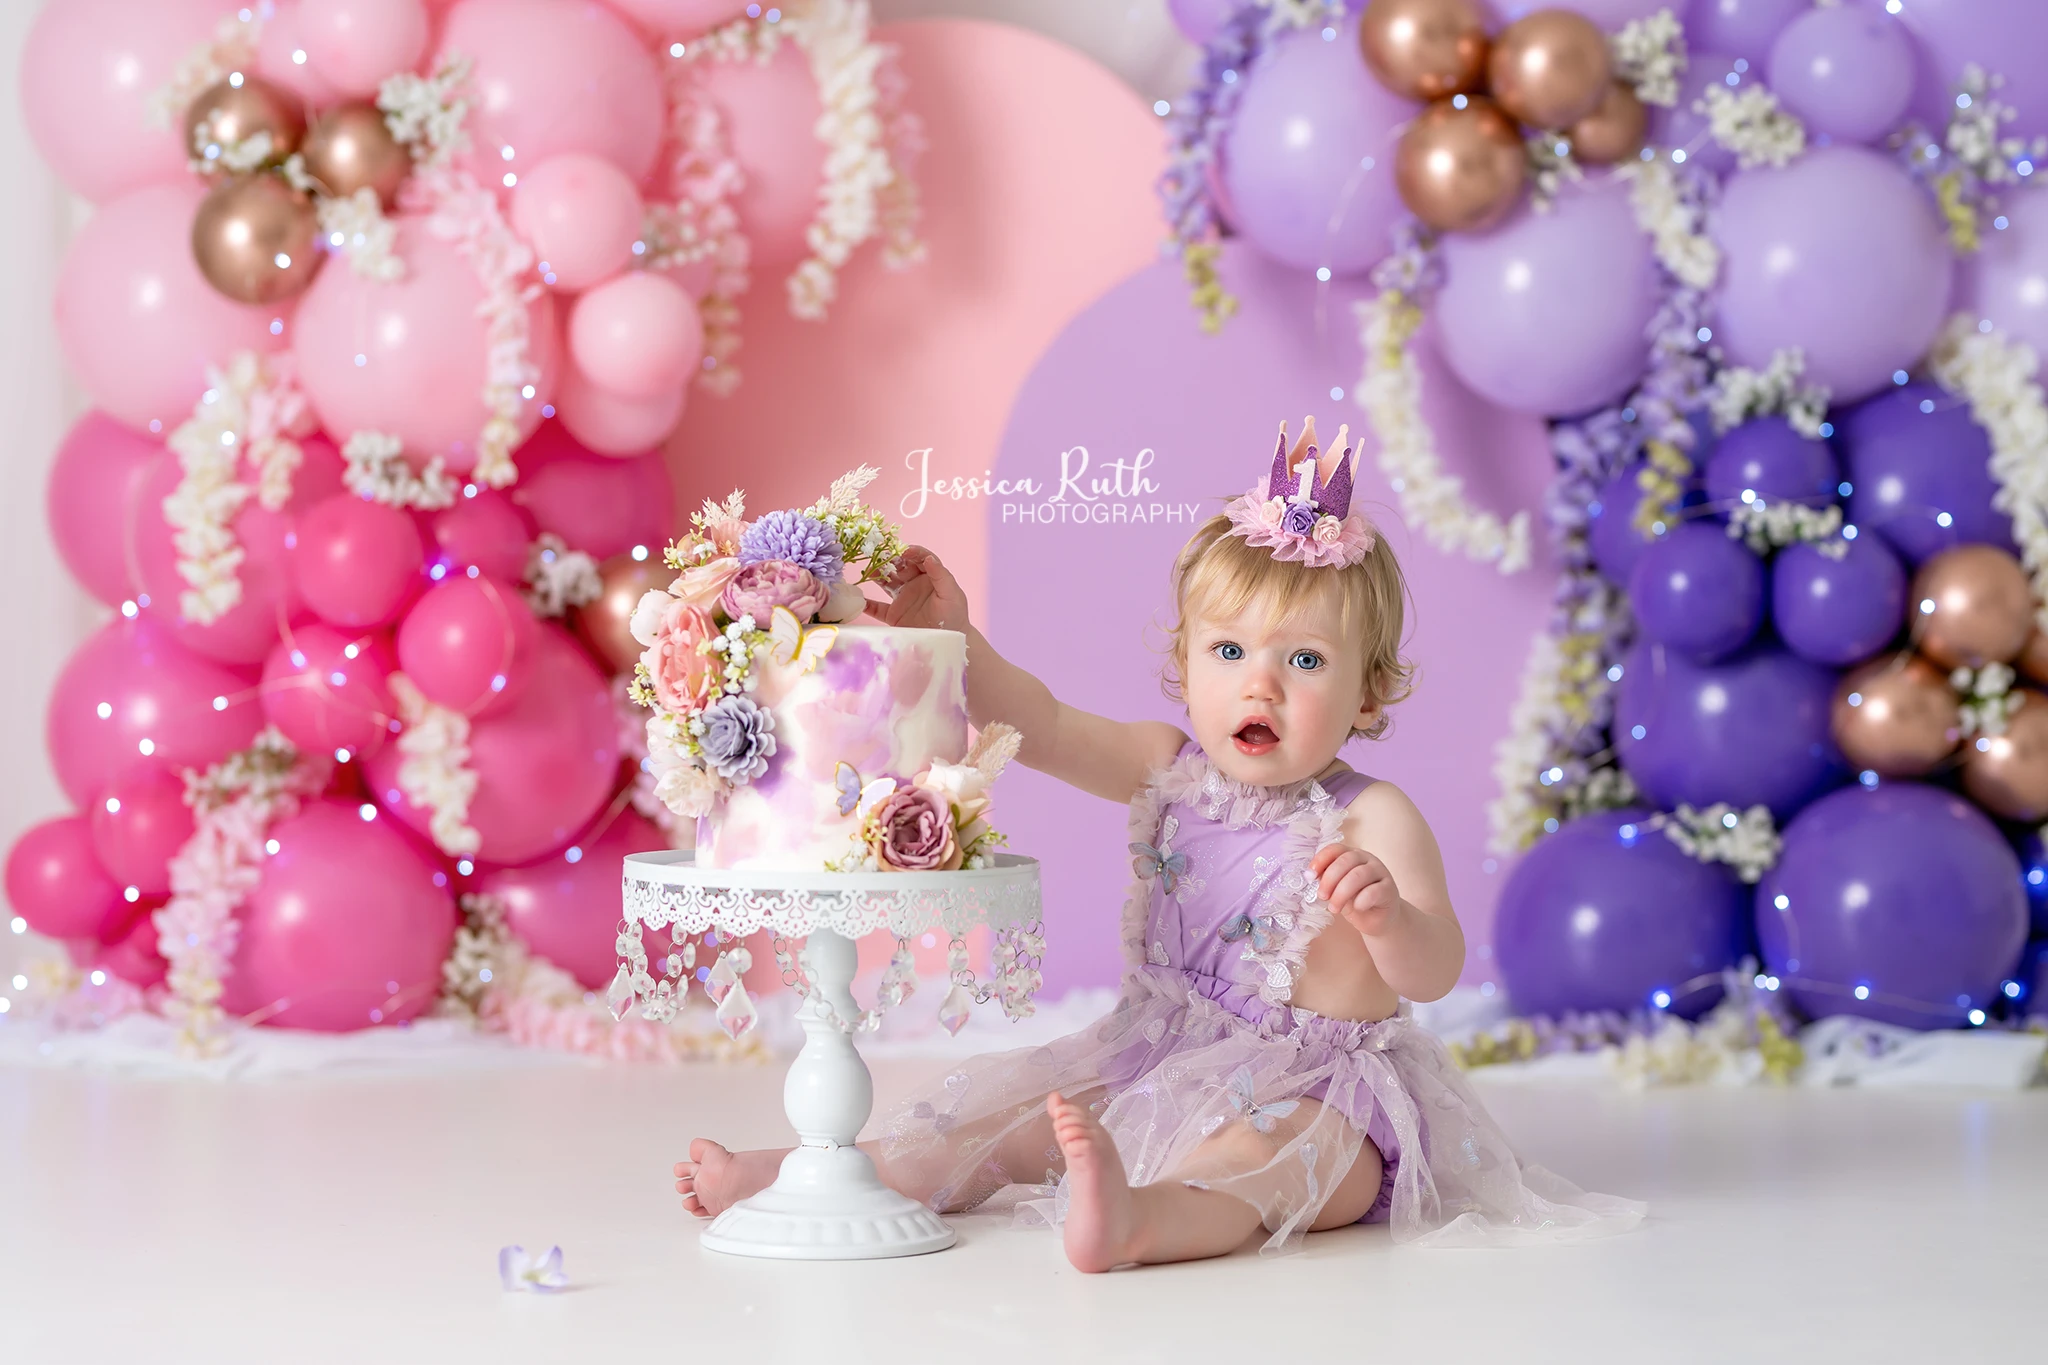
[
  {"left": 1311, "top": 843, "right": 1401, "bottom": 936},
  {"left": 869, "top": 546, "right": 972, "bottom": 634}
]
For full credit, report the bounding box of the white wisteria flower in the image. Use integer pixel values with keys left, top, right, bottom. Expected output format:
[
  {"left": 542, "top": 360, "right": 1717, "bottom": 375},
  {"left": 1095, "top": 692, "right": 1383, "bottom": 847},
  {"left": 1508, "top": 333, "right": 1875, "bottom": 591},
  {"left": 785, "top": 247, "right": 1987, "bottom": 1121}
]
[
  {"left": 343, "top": 431, "right": 458, "bottom": 509},
  {"left": 1625, "top": 157, "right": 1720, "bottom": 292},
  {"left": 390, "top": 673, "right": 482, "bottom": 858},
  {"left": 1929, "top": 314, "right": 2048, "bottom": 631},
  {"left": 314, "top": 187, "right": 404, "bottom": 281},
  {"left": 522, "top": 533, "right": 602, "bottom": 618},
  {"left": 1654, "top": 803, "right": 1781, "bottom": 883},
  {"left": 1709, "top": 348, "right": 1830, "bottom": 436},
  {"left": 1610, "top": 8, "right": 1685, "bottom": 108},
  {"left": 1700, "top": 81, "right": 1806, "bottom": 169}
]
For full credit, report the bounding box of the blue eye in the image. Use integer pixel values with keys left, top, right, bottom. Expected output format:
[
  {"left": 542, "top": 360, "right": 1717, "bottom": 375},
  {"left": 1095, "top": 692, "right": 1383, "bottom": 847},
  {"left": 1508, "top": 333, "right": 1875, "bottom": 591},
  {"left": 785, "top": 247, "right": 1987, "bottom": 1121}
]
[
  {"left": 1290, "top": 650, "right": 1324, "bottom": 671},
  {"left": 1214, "top": 642, "right": 1244, "bottom": 662}
]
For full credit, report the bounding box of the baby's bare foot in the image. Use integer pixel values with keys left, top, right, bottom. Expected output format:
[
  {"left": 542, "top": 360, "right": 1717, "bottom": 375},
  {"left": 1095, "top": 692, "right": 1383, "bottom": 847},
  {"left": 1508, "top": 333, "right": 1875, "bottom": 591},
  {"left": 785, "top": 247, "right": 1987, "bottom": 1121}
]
[
  {"left": 673, "top": 1139, "right": 787, "bottom": 1217},
  {"left": 1049, "top": 1092, "right": 1140, "bottom": 1273}
]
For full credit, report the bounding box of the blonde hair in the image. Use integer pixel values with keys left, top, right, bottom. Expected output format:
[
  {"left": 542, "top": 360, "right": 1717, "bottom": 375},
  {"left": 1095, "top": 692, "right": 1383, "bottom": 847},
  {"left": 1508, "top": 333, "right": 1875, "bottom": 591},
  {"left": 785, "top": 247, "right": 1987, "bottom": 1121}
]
[{"left": 1160, "top": 515, "right": 1415, "bottom": 741}]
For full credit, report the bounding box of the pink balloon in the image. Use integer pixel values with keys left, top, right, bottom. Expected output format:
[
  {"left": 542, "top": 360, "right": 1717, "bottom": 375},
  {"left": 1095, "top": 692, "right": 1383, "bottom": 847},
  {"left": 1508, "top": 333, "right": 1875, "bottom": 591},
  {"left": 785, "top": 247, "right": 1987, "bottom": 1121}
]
[
  {"left": 395, "top": 575, "right": 541, "bottom": 713},
  {"left": 5, "top": 816, "right": 129, "bottom": 941},
  {"left": 439, "top": 0, "right": 664, "bottom": 183},
  {"left": 89, "top": 769, "right": 196, "bottom": 898},
  {"left": 485, "top": 806, "right": 668, "bottom": 987},
  {"left": 300, "top": 0, "right": 431, "bottom": 97},
  {"left": 96, "top": 913, "right": 170, "bottom": 988},
  {"left": 292, "top": 494, "right": 426, "bottom": 628},
  {"left": 45, "top": 617, "right": 266, "bottom": 808},
  {"left": 292, "top": 215, "right": 559, "bottom": 475},
  {"left": 369, "top": 625, "right": 620, "bottom": 865},
  {"left": 20, "top": 0, "right": 225, "bottom": 202},
  {"left": 258, "top": 1, "right": 348, "bottom": 107},
  {"left": 556, "top": 361, "right": 688, "bottom": 455},
  {"left": 511, "top": 152, "right": 644, "bottom": 293},
  {"left": 690, "top": 40, "right": 825, "bottom": 273},
  {"left": 602, "top": 0, "right": 751, "bottom": 38},
  {"left": 220, "top": 798, "right": 458, "bottom": 1030},
  {"left": 47, "top": 412, "right": 160, "bottom": 606},
  {"left": 567, "top": 273, "right": 704, "bottom": 399},
  {"left": 511, "top": 422, "right": 676, "bottom": 557},
  {"left": 431, "top": 489, "right": 534, "bottom": 580},
  {"left": 262, "top": 624, "right": 400, "bottom": 759},
  {"left": 56, "top": 182, "right": 290, "bottom": 433}
]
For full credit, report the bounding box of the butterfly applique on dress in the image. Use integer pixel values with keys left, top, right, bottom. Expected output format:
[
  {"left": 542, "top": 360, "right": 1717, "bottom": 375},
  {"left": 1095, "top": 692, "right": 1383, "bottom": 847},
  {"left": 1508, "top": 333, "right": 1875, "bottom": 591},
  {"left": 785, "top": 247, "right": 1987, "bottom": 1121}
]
[
  {"left": 1129, "top": 815, "right": 1204, "bottom": 901},
  {"left": 1218, "top": 909, "right": 1287, "bottom": 954},
  {"left": 1225, "top": 1066, "right": 1301, "bottom": 1134}
]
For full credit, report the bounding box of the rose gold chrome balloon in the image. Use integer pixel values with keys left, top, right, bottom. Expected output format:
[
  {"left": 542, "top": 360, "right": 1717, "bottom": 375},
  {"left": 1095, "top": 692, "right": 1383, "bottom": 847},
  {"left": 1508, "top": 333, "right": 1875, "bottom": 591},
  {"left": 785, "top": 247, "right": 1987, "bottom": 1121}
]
[
  {"left": 1394, "top": 96, "right": 1527, "bottom": 233},
  {"left": 573, "top": 553, "right": 674, "bottom": 675},
  {"left": 1910, "top": 544, "right": 2034, "bottom": 669},
  {"left": 1962, "top": 692, "right": 2048, "bottom": 821},
  {"left": 183, "top": 75, "right": 305, "bottom": 171},
  {"left": 1830, "top": 654, "right": 1961, "bottom": 778},
  {"left": 1358, "top": 0, "right": 1488, "bottom": 102},
  {"left": 1488, "top": 9, "right": 1611, "bottom": 131},
  {"left": 299, "top": 103, "right": 412, "bottom": 207},
  {"left": 2017, "top": 628, "right": 2048, "bottom": 685},
  {"left": 191, "top": 173, "right": 322, "bottom": 305},
  {"left": 1568, "top": 82, "right": 1647, "bottom": 165}
]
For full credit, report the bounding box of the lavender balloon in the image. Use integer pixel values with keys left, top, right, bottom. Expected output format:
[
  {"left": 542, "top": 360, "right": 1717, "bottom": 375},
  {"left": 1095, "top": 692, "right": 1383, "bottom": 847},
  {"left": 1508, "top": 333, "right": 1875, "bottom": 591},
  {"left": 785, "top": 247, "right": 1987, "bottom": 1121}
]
[
  {"left": 1756, "top": 783, "right": 2028, "bottom": 1028},
  {"left": 1613, "top": 641, "right": 1843, "bottom": 818},
  {"left": 1495, "top": 809, "right": 1750, "bottom": 1020},
  {"left": 1436, "top": 180, "right": 1661, "bottom": 416},
  {"left": 1840, "top": 383, "right": 2015, "bottom": 564},
  {"left": 1166, "top": 0, "right": 1237, "bottom": 45},
  {"left": 1961, "top": 188, "right": 2048, "bottom": 363},
  {"left": 1628, "top": 523, "right": 1765, "bottom": 662},
  {"left": 1493, "top": 0, "right": 1670, "bottom": 27},
  {"left": 1767, "top": 5, "right": 1915, "bottom": 144},
  {"left": 1220, "top": 25, "right": 1416, "bottom": 276},
  {"left": 1892, "top": 0, "right": 2048, "bottom": 145},
  {"left": 1772, "top": 536, "right": 1907, "bottom": 667},
  {"left": 1587, "top": 460, "right": 1654, "bottom": 585},
  {"left": 1649, "top": 52, "right": 1742, "bottom": 176},
  {"left": 1713, "top": 146, "right": 1954, "bottom": 403},
  {"left": 1701, "top": 417, "right": 1839, "bottom": 509},
  {"left": 1686, "top": 0, "right": 1808, "bottom": 58}
]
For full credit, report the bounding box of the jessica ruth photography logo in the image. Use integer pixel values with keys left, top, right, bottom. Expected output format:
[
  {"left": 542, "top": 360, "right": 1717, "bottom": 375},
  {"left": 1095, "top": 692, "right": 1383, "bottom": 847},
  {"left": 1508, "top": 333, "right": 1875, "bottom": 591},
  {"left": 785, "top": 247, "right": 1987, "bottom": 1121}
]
[{"left": 897, "top": 446, "right": 1204, "bottom": 526}]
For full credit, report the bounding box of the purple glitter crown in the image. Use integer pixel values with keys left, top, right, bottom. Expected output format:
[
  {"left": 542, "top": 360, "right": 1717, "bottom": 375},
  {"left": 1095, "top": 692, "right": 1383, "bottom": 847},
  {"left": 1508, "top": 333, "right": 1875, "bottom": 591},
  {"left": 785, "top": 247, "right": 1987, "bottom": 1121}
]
[{"left": 1262, "top": 417, "right": 1356, "bottom": 518}]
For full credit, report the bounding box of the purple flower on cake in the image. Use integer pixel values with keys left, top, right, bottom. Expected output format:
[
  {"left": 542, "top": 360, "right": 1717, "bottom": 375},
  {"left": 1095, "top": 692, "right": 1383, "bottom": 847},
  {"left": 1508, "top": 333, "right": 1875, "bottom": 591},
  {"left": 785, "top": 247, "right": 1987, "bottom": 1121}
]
[
  {"left": 669, "top": 556, "right": 741, "bottom": 613},
  {"left": 1279, "top": 502, "right": 1319, "bottom": 537},
  {"left": 641, "top": 602, "right": 720, "bottom": 714},
  {"left": 872, "top": 785, "right": 962, "bottom": 872},
  {"left": 738, "top": 510, "right": 845, "bottom": 583},
  {"left": 721, "top": 558, "right": 828, "bottom": 623},
  {"left": 697, "top": 695, "right": 777, "bottom": 783}
]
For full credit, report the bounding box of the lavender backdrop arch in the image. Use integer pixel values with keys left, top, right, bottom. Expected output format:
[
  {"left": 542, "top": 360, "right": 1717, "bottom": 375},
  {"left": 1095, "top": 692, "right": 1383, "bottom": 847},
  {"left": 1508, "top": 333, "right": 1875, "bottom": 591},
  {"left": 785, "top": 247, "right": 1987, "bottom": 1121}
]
[{"left": 985, "top": 242, "right": 1558, "bottom": 994}]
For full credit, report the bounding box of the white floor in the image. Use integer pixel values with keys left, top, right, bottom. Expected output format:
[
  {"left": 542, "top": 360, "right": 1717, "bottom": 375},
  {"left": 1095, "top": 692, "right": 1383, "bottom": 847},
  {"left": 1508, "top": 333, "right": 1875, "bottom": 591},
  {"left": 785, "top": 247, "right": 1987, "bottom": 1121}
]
[{"left": 3, "top": 1053, "right": 2043, "bottom": 1365}]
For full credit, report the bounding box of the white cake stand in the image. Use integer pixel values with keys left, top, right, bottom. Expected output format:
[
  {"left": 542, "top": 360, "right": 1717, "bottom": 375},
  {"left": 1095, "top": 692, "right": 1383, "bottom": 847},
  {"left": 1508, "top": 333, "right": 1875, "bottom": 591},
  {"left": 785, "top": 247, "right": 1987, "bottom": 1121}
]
[{"left": 619, "top": 850, "right": 1043, "bottom": 1260}]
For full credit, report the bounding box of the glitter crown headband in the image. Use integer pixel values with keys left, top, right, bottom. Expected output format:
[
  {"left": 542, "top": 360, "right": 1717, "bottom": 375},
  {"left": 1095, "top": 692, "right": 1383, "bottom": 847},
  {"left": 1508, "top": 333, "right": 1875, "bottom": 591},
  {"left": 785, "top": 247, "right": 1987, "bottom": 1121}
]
[{"left": 1222, "top": 416, "right": 1377, "bottom": 568}]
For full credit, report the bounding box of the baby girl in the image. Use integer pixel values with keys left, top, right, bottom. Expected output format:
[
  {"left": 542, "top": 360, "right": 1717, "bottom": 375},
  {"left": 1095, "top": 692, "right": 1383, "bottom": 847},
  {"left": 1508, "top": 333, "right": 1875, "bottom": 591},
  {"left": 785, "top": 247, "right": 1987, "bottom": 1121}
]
[{"left": 677, "top": 417, "right": 1643, "bottom": 1269}]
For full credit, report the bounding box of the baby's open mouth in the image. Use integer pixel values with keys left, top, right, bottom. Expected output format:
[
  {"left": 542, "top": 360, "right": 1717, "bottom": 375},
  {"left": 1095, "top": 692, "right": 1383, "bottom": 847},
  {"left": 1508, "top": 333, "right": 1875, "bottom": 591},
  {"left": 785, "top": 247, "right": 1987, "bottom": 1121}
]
[{"left": 1233, "top": 720, "right": 1279, "bottom": 753}]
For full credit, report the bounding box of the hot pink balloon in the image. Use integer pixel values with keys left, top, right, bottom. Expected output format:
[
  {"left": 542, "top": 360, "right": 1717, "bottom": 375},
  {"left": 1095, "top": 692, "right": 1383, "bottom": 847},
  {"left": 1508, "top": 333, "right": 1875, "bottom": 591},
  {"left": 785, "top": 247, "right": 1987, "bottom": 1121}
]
[
  {"left": 47, "top": 412, "right": 160, "bottom": 606},
  {"left": 431, "top": 489, "right": 534, "bottom": 581},
  {"left": 20, "top": 0, "right": 225, "bottom": 202},
  {"left": 484, "top": 806, "right": 668, "bottom": 987},
  {"left": 45, "top": 617, "right": 265, "bottom": 808},
  {"left": 439, "top": 0, "right": 665, "bottom": 183},
  {"left": 56, "top": 182, "right": 289, "bottom": 433},
  {"left": 395, "top": 574, "right": 541, "bottom": 713},
  {"left": 603, "top": 0, "right": 751, "bottom": 38},
  {"left": 96, "top": 913, "right": 170, "bottom": 988},
  {"left": 300, "top": 0, "right": 431, "bottom": 97},
  {"left": 555, "top": 362, "right": 687, "bottom": 455},
  {"left": 690, "top": 40, "right": 825, "bottom": 273},
  {"left": 5, "top": 816, "right": 129, "bottom": 941},
  {"left": 89, "top": 768, "right": 196, "bottom": 898},
  {"left": 220, "top": 798, "right": 458, "bottom": 1030},
  {"left": 511, "top": 422, "right": 676, "bottom": 557},
  {"left": 257, "top": 1, "right": 347, "bottom": 106},
  {"left": 292, "top": 215, "right": 559, "bottom": 475},
  {"left": 292, "top": 494, "right": 426, "bottom": 628},
  {"left": 511, "top": 153, "right": 644, "bottom": 293},
  {"left": 262, "top": 624, "right": 400, "bottom": 759},
  {"left": 368, "top": 625, "right": 619, "bottom": 865},
  {"left": 567, "top": 273, "right": 704, "bottom": 399}
]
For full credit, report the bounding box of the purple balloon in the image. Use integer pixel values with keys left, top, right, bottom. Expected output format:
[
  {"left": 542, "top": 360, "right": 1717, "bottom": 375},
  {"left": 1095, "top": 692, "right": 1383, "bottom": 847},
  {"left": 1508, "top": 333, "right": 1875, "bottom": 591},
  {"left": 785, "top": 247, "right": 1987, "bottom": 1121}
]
[
  {"left": 1768, "top": 5, "right": 1915, "bottom": 144},
  {"left": 1649, "top": 52, "right": 1742, "bottom": 174},
  {"left": 1495, "top": 809, "right": 1750, "bottom": 1019},
  {"left": 1891, "top": 0, "right": 2048, "bottom": 145},
  {"left": 1629, "top": 522, "right": 1766, "bottom": 662},
  {"left": 2020, "top": 831, "right": 2048, "bottom": 939},
  {"left": 1701, "top": 417, "right": 1840, "bottom": 510},
  {"left": 1757, "top": 783, "right": 2028, "bottom": 1027},
  {"left": 1686, "top": 0, "right": 1808, "bottom": 58},
  {"left": 2022, "top": 939, "right": 2048, "bottom": 1019},
  {"left": 1713, "top": 146, "right": 1955, "bottom": 403},
  {"left": 1772, "top": 536, "right": 1907, "bottom": 666},
  {"left": 1492, "top": 0, "right": 1671, "bottom": 27},
  {"left": 1587, "top": 460, "right": 1654, "bottom": 585},
  {"left": 1167, "top": 0, "right": 1237, "bottom": 45},
  {"left": 1614, "top": 641, "right": 1843, "bottom": 818},
  {"left": 1840, "top": 383, "right": 2014, "bottom": 564},
  {"left": 1961, "top": 187, "right": 2048, "bottom": 363},
  {"left": 1436, "top": 180, "right": 1661, "bottom": 416},
  {"left": 1220, "top": 25, "right": 1416, "bottom": 276}
]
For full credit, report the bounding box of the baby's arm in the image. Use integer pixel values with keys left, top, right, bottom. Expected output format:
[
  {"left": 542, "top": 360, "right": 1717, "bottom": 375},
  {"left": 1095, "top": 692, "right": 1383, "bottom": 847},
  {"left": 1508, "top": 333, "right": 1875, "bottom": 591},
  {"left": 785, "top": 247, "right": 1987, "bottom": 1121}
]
[
  {"left": 869, "top": 548, "right": 1184, "bottom": 803},
  {"left": 1310, "top": 782, "right": 1465, "bottom": 1002}
]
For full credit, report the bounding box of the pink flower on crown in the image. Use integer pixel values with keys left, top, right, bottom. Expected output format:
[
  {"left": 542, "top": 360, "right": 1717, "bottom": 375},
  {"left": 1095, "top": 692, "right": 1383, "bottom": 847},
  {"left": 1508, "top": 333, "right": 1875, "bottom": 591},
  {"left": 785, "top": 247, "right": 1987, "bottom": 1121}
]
[
  {"left": 1256, "top": 497, "right": 1286, "bottom": 530},
  {"left": 1312, "top": 515, "right": 1343, "bottom": 546},
  {"left": 641, "top": 601, "right": 719, "bottom": 714}
]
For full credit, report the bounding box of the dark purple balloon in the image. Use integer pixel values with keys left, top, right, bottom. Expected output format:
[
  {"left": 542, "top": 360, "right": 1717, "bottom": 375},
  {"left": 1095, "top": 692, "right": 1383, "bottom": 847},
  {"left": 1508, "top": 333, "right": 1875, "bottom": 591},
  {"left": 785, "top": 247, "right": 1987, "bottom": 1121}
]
[
  {"left": 1771, "top": 536, "right": 1907, "bottom": 666},
  {"left": 2021, "top": 831, "right": 2048, "bottom": 939},
  {"left": 1756, "top": 783, "right": 2028, "bottom": 1028},
  {"left": 1614, "top": 641, "right": 1844, "bottom": 818},
  {"left": 1841, "top": 383, "right": 2014, "bottom": 564},
  {"left": 1587, "top": 461, "right": 1652, "bottom": 585},
  {"left": 1628, "top": 522, "right": 1765, "bottom": 662},
  {"left": 1495, "top": 809, "right": 1749, "bottom": 1019},
  {"left": 1702, "top": 417, "right": 1839, "bottom": 509},
  {"left": 2021, "top": 939, "right": 2048, "bottom": 1019}
]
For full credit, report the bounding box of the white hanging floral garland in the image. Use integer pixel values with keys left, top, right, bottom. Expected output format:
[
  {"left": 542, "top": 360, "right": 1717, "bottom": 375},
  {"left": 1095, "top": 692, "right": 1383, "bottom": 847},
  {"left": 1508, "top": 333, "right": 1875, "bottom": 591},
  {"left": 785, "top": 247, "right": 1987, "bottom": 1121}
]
[
  {"left": 648, "top": 48, "right": 753, "bottom": 395},
  {"left": 522, "top": 533, "right": 602, "bottom": 618},
  {"left": 387, "top": 672, "right": 482, "bottom": 859},
  {"left": 1700, "top": 80, "right": 1806, "bottom": 169},
  {"left": 145, "top": 8, "right": 263, "bottom": 130},
  {"left": 1930, "top": 313, "right": 2048, "bottom": 629},
  {"left": 342, "top": 431, "right": 457, "bottom": 509}
]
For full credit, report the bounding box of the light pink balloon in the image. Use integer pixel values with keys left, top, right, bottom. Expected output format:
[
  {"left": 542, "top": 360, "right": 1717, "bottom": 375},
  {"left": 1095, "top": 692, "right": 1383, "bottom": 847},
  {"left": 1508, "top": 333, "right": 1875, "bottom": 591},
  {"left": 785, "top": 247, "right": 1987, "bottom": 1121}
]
[
  {"left": 439, "top": 0, "right": 664, "bottom": 183},
  {"left": 56, "top": 182, "right": 290, "bottom": 433},
  {"left": 45, "top": 618, "right": 266, "bottom": 808},
  {"left": 602, "top": 0, "right": 751, "bottom": 38},
  {"left": 220, "top": 798, "right": 458, "bottom": 1031},
  {"left": 96, "top": 913, "right": 170, "bottom": 988},
  {"left": 511, "top": 422, "right": 676, "bottom": 557},
  {"left": 258, "top": 1, "right": 347, "bottom": 107},
  {"left": 292, "top": 214, "right": 558, "bottom": 475},
  {"left": 691, "top": 41, "right": 825, "bottom": 273},
  {"left": 368, "top": 625, "right": 620, "bottom": 865},
  {"left": 395, "top": 575, "right": 541, "bottom": 714},
  {"left": 4, "top": 816, "right": 128, "bottom": 941},
  {"left": 511, "top": 152, "right": 644, "bottom": 293},
  {"left": 485, "top": 806, "right": 668, "bottom": 987},
  {"left": 262, "top": 624, "right": 400, "bottom": 759},
  {"left": 88, "top": 768, "right": 196, "bottom": 898},
  {"left": 556, "top": 361, "right": 687, "bottom": 455},
  {"left": 47, "top": 412, "right": 160, "bottom": 606},
  {"left": 20, "top": 0, "right": 226, "bottom": 202},
  {"left": 292, "top": 494, "right": 426, "bottom": 628},
  {"left": 300, "top": 0, "right": 431, "bottom": 96},
  {"left": 568, "top": 273, "right": 704, "bottom": 399},
  {"left": 431, "top": 489, "right": 534, "bottom": 580}
]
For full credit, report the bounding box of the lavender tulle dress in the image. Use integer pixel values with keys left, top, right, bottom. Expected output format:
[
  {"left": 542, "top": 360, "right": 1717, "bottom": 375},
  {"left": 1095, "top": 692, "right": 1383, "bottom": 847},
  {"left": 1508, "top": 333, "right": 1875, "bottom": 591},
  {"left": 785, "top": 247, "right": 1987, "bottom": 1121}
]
[{"left": 872, "top": 747, "right": 1646, "bottom": 1255}]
